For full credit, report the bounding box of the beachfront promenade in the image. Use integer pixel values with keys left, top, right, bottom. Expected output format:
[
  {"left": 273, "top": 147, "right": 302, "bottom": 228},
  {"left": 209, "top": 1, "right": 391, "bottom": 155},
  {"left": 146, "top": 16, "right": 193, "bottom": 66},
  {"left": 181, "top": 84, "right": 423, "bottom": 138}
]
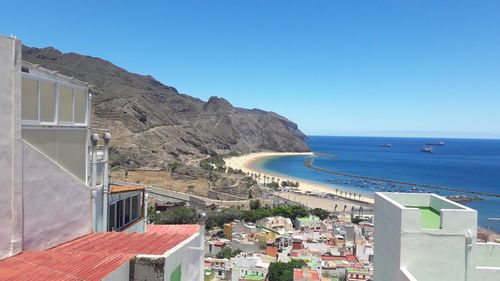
[{"left": 225, "top": 152, "right": 375, "bottom": 204}]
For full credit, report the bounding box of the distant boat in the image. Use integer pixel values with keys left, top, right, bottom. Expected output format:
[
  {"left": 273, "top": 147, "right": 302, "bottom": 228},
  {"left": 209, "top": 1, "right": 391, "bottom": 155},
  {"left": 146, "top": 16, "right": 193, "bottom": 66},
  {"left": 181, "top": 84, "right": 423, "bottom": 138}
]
[
  {"left": 421, "top": 146, "right": 433, "bottom": 153},
  {"left": 427, "top": 141, "right": 445, "bottom": 146},
  {"left": 379, "top": 144, "right": 392, "bottom": 148}
]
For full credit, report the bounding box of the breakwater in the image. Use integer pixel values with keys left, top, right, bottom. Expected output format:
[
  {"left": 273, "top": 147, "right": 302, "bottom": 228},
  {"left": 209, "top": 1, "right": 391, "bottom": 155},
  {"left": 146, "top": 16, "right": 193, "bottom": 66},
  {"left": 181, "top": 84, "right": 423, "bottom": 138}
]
[{"left": 305, "top": 158, "right": 500, "bottom": 198}]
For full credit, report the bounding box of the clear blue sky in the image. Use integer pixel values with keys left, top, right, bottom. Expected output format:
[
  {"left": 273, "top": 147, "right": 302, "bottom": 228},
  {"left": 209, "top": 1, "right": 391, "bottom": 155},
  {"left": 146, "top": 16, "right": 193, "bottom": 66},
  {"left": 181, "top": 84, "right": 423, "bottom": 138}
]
[{"left": 2, "top": 1, "right": 499, "bottom": 138}]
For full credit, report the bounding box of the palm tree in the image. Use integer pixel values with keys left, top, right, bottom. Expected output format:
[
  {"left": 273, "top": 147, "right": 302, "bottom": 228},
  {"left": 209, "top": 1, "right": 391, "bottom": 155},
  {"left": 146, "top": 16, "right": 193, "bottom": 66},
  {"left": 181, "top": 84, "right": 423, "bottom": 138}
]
[
  {"left": 340, "top": 191, "right": 343, "bottom": 198},
  {"left": 358, "top": 194, "right": 362, "bottom": 201},
  {"left": 335, "top": 188, "right": 339, "bottom": 196}
]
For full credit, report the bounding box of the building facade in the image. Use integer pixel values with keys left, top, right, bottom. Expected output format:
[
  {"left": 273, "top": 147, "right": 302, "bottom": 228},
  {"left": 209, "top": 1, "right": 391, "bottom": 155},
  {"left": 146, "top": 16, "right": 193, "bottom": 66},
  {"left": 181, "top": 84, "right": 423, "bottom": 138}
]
[
  {"left": 0, "top": 35, "right": 204, "bottom": 280},
  {"left": 374, "top": 192, "right": 500, "bottom": 281}
]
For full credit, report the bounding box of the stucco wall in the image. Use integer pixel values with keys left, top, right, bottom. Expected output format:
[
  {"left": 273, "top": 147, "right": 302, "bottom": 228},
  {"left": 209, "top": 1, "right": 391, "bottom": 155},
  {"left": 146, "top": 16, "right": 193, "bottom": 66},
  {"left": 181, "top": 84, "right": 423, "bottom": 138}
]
[
  {"left": 374, "top": 193, "right": 403, "bottom": 281},
  {"left": 375, "top": 193, "right": 481, "bottom": 281},
  {"left": 475, "top": 243, "right": 500, "bottom": 267},
  {"left": 22, "top": 128, "right": 88, "bottom": 181},
  {"left": 0, "top": 36, "right": 22, "bottom": 260},
  {"left": 22, "top": 141, "right": 91, "bottom": 250},
  {"left": 163, "top": 232, "right": 203, "bottom": 281}
]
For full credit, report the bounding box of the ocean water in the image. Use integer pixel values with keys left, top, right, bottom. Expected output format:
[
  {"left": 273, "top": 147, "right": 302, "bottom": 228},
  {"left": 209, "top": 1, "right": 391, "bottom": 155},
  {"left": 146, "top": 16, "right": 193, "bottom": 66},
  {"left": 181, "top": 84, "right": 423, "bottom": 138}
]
[{"left": 252, "top": 136, "right": 500, "bottom": 233}]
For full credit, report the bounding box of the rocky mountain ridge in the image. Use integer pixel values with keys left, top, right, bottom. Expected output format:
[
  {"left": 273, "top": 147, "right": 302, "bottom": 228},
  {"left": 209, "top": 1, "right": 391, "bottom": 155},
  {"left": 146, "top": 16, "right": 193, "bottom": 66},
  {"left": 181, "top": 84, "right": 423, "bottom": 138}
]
[{"left": 22, "top": 46, "right": 309, "bottom": 168}]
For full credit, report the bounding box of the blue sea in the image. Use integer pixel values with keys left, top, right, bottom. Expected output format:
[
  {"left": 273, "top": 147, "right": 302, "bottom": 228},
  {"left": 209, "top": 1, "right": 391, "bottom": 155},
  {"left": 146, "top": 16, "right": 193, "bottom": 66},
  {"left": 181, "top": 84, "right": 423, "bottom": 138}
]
[{"left": 251, "top": 136, "right": 500, "bottom": 233}]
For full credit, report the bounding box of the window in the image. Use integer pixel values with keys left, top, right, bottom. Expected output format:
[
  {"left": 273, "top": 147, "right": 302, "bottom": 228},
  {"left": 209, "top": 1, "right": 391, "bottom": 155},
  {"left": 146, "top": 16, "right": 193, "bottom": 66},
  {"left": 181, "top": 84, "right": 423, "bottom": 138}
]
[
  {"left": 109, "top": 204, "right": 116, "bottom": 231},
  {"left": 108, "top": 193, "right": 143, "bottom": 231},
  {"left": 125, "top": 197, "right": 131, "bottom": 225},
  {"left": 40, "top": 80, "right": 56, "bottom": 122},
  {"left": 116, "top": 200, "right": 123, "bottom": 229},
  {"left": 21, "top": 75, "right": 88, "bottom": 126},
  {"left": 74, "top": 88, "right": 87, "bottom": 124},
  {"left": 22, "top": 78, "right": 38, "bottom": 120},
  {"left": 131, "top": 195, "right": 139, "bottom": 220},
  {"left": 59, "top": 85, "right": 73, "bottom": 122}
]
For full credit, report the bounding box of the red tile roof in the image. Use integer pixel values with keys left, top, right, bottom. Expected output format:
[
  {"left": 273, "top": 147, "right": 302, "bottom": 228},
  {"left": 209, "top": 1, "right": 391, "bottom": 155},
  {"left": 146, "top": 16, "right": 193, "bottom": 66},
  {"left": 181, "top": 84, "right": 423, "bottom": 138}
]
[
  {"left": 110, "top": 184, "right": 145, "bottom": 193},
  {"left": 293, "top": 268, "right": 320, "bottom": 280},
  {"left": 0, "top": 224, "right": 199, "bottom": 281},
  {"left": 266, "top": 246, "right": 277, "bottom": 257}
]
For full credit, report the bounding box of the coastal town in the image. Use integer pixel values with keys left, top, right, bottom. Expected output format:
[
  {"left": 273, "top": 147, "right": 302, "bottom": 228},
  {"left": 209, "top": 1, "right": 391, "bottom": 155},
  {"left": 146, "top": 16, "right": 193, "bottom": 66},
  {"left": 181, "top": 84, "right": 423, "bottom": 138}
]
[{"left": 0, "top": 24, "right": 499, "bottom": 281}]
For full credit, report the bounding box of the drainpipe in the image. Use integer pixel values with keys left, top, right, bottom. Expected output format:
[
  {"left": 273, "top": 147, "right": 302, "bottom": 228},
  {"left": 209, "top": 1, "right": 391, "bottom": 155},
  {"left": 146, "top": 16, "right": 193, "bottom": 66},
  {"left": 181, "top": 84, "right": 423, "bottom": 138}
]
[
  {"left": 197, "top": 212, "right": 207, "bottom": 281},
  {"left": 464, "top": 229, "right": 473, "bottom": 281},
  {"left": 102, "top": 133, "right": 111, "bottom": 232},
  {"left": 143, "top": 190, "right": 148, "bottom": 232},
  {"left": 90, "top": 133, "right": 99, "bottom": 232}
]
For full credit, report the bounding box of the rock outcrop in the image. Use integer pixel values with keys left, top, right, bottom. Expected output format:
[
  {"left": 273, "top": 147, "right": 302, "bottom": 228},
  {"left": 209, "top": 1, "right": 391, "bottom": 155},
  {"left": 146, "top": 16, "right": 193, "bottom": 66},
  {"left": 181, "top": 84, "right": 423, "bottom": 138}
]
[{"left": 22, "top": 46, "right": 309, "bottom": 168}]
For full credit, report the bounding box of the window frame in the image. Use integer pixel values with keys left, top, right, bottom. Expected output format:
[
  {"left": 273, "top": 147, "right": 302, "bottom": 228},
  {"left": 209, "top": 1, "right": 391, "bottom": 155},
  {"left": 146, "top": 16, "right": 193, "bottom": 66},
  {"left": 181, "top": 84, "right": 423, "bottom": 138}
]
[
  {"left": 21, "top": 73, "right": 89, "bottom": 127},
  {"left": 108, "top": 191, "right": 143, "bottom": 231}
]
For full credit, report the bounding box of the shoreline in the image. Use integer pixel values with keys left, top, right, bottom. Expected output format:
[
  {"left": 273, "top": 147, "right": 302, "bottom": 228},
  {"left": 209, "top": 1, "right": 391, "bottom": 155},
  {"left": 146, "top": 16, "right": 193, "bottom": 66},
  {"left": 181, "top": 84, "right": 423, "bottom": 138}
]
[{"left": 225, "top": 152, "right": 375, "bottom": 204}]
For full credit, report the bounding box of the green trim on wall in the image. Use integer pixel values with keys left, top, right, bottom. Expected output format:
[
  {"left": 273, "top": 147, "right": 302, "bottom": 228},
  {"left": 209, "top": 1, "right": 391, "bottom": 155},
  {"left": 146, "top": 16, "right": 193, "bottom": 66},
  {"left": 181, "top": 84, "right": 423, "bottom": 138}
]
[{"left": 170, "top": 264, "right": 182, "bottom": 281}]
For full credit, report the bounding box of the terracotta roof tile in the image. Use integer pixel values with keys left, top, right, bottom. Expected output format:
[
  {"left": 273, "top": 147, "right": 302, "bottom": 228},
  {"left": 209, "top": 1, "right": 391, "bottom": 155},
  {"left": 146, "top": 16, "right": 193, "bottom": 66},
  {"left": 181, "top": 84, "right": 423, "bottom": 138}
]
[
  {"left": 0, "top": 225, "right": 199, "bottom": 281},
  {"left": 110, "top": 185, "right": 145, "bottom": 193}
]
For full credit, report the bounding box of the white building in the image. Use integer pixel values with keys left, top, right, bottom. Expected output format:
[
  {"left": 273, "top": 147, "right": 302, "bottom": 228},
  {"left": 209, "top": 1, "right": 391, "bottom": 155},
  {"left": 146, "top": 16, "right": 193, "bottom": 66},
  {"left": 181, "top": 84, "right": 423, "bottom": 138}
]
[
  {"left": 231, "top": 253, "right": 269, "bottom": 281},
  {"left": 295, "top": 215, "right": 326, "bottom": 231},
  {"left": 256, "top": 216, "right": 294, "bottom": 234},
  {"left": 374, "top": 192, "right": 500, "bottom": 281},
  {"left": 0, "top": 35, "right": 204, "bottom": 280}
]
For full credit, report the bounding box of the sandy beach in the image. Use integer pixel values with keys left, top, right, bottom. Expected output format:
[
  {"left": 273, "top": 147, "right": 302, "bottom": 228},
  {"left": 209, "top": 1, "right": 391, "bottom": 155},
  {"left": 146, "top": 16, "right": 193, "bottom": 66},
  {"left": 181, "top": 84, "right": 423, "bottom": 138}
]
[{"left": 225, "top": 152, "right": 375, "bottom": 204}]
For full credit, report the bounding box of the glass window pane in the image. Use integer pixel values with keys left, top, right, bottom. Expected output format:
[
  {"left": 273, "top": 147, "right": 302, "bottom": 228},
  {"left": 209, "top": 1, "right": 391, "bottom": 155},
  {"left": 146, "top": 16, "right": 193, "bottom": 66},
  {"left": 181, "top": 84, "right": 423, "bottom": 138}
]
[
  {"left": 125, "top": 197, "right": 131, "bottom": 225},
  {"left": 109, "top": 204, "right": 115, "bottom": 231},
  {"left": 117, "top": 200, "right": 123, "bottom": 229},
  {"left": 40, "top": 81, "right": 55, "bottom": 122},
  {"left": 74, "top": 88, "right": 87, "bottom": 123},
  {"left": 22, "top": 78, "right": 38, "bottom": 120},
  {"left": 59, "top": 86, "right": 73, "bottom": 122},
  {"left": 132, "top": 195, "right": 139, "bottom": 220}
]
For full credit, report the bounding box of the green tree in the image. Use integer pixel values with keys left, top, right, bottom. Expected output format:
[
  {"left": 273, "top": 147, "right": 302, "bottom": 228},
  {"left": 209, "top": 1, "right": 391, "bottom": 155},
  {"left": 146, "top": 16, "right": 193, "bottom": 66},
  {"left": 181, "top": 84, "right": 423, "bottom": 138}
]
[
  {"left": 250, "top": 199, "right": 261, "bottom": 210},
  {"left": 266, "top": 260, "right": 307, "bottom": 281},
  {"left": 157, "top": 207, "right": 197, "bottom": 224},
  {"left": 267, "top": 181, "right": 279, "bottom": 189},
  {"left": 216, "top": 246, "right": 241, "bottom": 259},
  {"left": 147, "top": 205, "right": 161, "bottom": 223},
  {"left": 310, "top": 208, "right": 331, "bottom": 220}
]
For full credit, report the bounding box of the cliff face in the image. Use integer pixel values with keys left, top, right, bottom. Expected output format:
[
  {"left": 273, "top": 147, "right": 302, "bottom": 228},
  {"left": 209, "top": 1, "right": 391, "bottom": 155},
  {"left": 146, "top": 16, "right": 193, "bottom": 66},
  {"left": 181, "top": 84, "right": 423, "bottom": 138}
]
[{"left": 22, "top": 46, "right": 309, "bottom": 168}]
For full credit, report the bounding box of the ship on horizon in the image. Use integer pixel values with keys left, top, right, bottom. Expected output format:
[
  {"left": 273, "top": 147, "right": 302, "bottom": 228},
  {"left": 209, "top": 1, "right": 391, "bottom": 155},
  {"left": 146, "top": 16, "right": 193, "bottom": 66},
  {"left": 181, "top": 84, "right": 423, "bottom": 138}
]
[
  {"left": 426, "top": 141, "right": 445, "bottom": 146},
  {"left": 379, "top": 144, "right": 392, "bottom": 148},
  {"left": 421, "top": 146, "right": 433, "bottom": 153}
]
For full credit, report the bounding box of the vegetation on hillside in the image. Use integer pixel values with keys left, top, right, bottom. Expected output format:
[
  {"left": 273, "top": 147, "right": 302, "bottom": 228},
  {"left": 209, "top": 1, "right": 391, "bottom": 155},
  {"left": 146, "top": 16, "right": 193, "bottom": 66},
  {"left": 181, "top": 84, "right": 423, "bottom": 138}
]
[
  {"left": 266, "top": 260, "right": 307, "bottom": 281},
  {"left": 148, "top": 200, "right": 331, "bottom": 230}
]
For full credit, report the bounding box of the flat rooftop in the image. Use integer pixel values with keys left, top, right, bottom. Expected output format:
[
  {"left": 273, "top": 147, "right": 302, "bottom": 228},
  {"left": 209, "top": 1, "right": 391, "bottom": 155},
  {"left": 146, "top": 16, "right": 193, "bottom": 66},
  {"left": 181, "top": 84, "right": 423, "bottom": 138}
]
[{"left": 416, "top": 207, "right": 441, "bottom": 229}]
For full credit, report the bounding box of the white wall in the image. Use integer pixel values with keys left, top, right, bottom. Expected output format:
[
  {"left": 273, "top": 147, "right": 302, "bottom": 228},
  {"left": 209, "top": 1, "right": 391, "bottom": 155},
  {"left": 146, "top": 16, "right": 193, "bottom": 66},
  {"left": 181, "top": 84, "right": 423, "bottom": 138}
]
[
  {"left": 373, "top": 193, "right": 403, "bottom": 281},
  {"left": 374, "top": 193, "right": 485, "bottom": 281},
  {"left": 22, "top": 141, "right": 91, "bottom": 250},
  {"left": 163, "top": 232, "right": 204, "bottom": 281},
  {"left": 0, "top": 36, "right": 23, "bottom": 260}
]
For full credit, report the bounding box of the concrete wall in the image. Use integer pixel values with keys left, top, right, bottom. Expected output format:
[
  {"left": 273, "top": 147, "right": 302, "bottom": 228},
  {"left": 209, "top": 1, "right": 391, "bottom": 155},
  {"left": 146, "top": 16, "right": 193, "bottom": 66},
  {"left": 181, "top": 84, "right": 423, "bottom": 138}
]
[
  {"left": 384, "top": 193, "right": 431, "bottom": 207},
  {"left": 130, "top": 232, "right": 203, "bottom": 281},
  {"left": 22, "top": 128, "right": 88, "bottom": 181},
  {"left": 121, "top": 218, "right": 146, "bottom": 234},
  {"left": 0, "top": 36, "right": 23, "bottom": 260},
  {"left": 374, "top": 193, "right": 483, "bottom": 281},
  {"left": 164, "top": 232, "right": 204, "bottom": 281},
  {"left": 22, "top": 141, "right": 91, "bottom": 250},
  {"left": 475, "top": 243, "right": 500, "bottom": 267},
  {"left": 373, "top": 193, "right": 403, "bottom": 281},
  {"left": 474, "top": 242, "right": 500, "bottom": 281}
]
